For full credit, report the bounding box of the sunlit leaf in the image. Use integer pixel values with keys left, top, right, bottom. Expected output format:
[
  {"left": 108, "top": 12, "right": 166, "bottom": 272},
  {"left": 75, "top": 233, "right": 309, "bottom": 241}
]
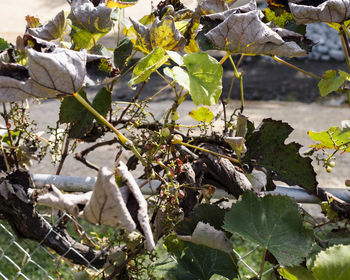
[
  {"left": 166, "top": 50, "right": 183, "bottom": 65},
  {"left": 308, "top": 125, "right": 350, "bottom": 152},
  {"left": 150, "top": 16, "right": 185, "bottom": 50},
  {"left": 129, "top": 18, "right": 152, "bottom": 53},
  {"left": 224, "top": 192, "right": 313, "bottom": 266},
  {"left": 189, "top": 106, "right": 214, "bottom": 122},
  {"left": 318, "top": 70, "right": 346, "bottom": 96},
  {"left": 128, "top": 47, "right": 169, "bottom": 87},
  {"left": 25, "top": 15, "right": 41, "bottom": 28},
  {"left": 164, "top": 66, "right": 190, "bottom": 90},
  {"left": 183, "top": 52, "right": 223, "bottom": 105},
  {"left": 176, "top": 204, "right": 227, "bottom": 236},
  {"left": 264, "top": 7, "right": 295, "bottom": 28},
  {"left": 178, "top": 222, "right": 233, "bottom": 253},
  {"left": 198, "top": 2, "right": 308, "bottom": 57},
  {"left": 197, "top": 0, "right": 228, "bottom": 15},
  {"left": 28, "top": 10, "right": 66, "bottom": 41},
  {"left": 107, "top": 0, "right": 138, "bottom": 8},
  {"left": 71, "top": 26, "right": 104, "bottom": 50},
  {"left": 289, "top": 1, "right": 350, "bottom": 24},
  {"left": 68, "top": 0, "right": 113, "bottom": 34},
  {"left": 279, "top": 266, "right": 315, "bottom": 280},
  {"left": 312, "top": 245, "right": 350, "bottom": 280},
  {"left": 244, "top": 119, "right": 317, "bottom": 191}
]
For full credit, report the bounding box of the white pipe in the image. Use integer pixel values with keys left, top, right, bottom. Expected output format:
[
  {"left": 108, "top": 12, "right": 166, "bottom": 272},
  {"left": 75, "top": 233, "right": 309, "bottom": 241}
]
[{"left": 31, "top": 174, "right": 350, "bottom": 203}]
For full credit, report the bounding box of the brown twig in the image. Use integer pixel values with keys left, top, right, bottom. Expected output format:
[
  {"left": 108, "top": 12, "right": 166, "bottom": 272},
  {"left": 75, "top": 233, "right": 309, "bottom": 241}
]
[
  {"left": 115, "top": 81, "right": 146, "bottom": 125},
  {"left": 2, "top": 103, "right": 19, "bottom": 169},
  {"left": 56, "top": 134, "right": 70, "bottom": 175},
  {"left": 74, "top": 138, "right": 119, "bottom": 171}
]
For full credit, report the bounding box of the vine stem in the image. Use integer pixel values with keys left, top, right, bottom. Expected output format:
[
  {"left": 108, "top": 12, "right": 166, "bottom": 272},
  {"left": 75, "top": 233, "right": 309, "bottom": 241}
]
[
  {"left": 179, "top": 141, "right": 239, "bottom": 164},
  {"left": 272, "top": 56, "right": 321, "bottom": 80},
  {"left": 258, "top": 248, "right": 267, "bottom": 278},
  {"left": 229, "top": 55, "right": 244, "bottom": 113},
  {"left": 339, "top": 25, "right": 350, "bottom": 106},
  {"left": 72, "top": 91, "right": 147, "bottom": 167}
]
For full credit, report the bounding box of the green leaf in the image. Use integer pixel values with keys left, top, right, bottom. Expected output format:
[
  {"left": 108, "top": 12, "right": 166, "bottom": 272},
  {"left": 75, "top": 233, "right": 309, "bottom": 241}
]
[
  {"left": 189, "top": 107, "right": 214, "bottom": 122},
  {"left": 164, "top": 66, "right": 190, "bottom": 90},
  {"left": 318, "top": 70, "right": 346, "bottom": 96},
  {"left": 308, "top": 126, "right": 350, "bottom": 152},
  {"left": 162, "top": 242, "right": 237, "bottom": 280},
  {"left": 0, "top": 38, "right": 10, "bottom": 51},
  {"left": 128, "top": 47, "right": 169, "bottom": 87},
  {"left": 71, "top": 26, "right": 105, "bottom": 50},
  {"left": 113, "top": 37, "right": 133, "bottom": 68},
  {"left": 312, "top": 245, "right": 350, "bottom": 280},
  {"left": 279, "top": 266, "right": 315, "bottom": 280},
  {"left": 176, "top": 204, "right": 227, "bottom": 235},
  {"left": 59, "top": 88, "right": 111, "bottom": 138},
  {"left": 91, "top": 87, "right": 111, "bottom": 124},
  {"left": 183, "top": 53, "right": 223, "bottom": 105},
  {"left": 264, "top": 7, "right": 295, "bottom": 28},
  {"left": 166, "top": 50, "right": 184, "bottom": 66},
  {"left": 244, "top": 119, "right": 317, "bottom": 191},
  {"left": 223, "top": 192, "right": 313, "bottom": 266}
]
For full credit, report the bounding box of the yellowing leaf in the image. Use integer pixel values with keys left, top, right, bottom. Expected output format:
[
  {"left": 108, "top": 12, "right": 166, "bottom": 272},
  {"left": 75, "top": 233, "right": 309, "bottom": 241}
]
[
  {"left": 308, "top": 126, "right": 350, "bottom": 152},
  {"left": 128, "top": 47, "right": 169, "bottom": 87},
  {"left": 189, "top": 106, "right": 214, "bottom": 122},
  {"left": 150, "top": 16, "right": 185, "bottom": 50},
  {"left": 107, "top": 0, "right": 138, "bottom": 8},
  {"left": 25, "top": 15, "right": 41, "bottom": 28},
  {"left": 318, "top": 70, "right": 346, "bottom": 96}
]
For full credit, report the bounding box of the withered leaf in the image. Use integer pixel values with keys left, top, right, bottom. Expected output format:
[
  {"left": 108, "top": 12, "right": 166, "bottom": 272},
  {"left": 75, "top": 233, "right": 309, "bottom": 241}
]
[
  {"left": 34, "top": 185, "right": 92, "bottom": 216},
  {"left": 289, "top": 0, "right": 350, "bottom": 24},
  {"left": 199, "top": 0, "right": 308, "bottom": 57},
  {"left": 0, "top": 47, "right": 107, "bottom": 102},
  {"left": 69, "top": 0, "right": 113, "bottom": 34},
  {"left": 178, "top": 222, "right": 233, "bottom": 253},
  {"left": 197, "top": 0, "right": 229, "bottom": 15},
  {"left": 27, "top": 10, "right": 67, "bottom": 41},
  {"left": 83, "top": 167, "right": 136, "bottom": 232}
]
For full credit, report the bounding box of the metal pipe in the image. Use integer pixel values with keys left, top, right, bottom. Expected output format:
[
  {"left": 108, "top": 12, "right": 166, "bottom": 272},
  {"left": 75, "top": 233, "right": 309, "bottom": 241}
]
[{"left": 31, "top": 174, "right": 350, "bottom": 203}]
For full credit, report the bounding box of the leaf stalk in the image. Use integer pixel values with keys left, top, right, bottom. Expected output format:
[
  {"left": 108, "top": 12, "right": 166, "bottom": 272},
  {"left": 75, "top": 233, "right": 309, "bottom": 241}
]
[{"left": 73, "top": 91, "right": 147, "bottom": 167}]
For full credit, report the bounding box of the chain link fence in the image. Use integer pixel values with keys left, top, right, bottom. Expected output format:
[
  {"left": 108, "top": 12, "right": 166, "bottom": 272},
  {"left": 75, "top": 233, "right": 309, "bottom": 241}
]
[{"left": 0, "top": 174, "right": 345, "bottom": 279}]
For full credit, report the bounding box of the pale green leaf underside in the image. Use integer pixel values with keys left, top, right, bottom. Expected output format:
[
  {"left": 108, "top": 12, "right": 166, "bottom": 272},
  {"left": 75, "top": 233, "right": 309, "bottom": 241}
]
[{"left": 313, "top": 245, "right": 350, "bottom": 280}]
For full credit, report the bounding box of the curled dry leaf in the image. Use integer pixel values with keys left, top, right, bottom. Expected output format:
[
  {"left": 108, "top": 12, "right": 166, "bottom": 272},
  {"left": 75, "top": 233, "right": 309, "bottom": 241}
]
[
  {"left": 178, "top": 222, "right": 233, "bottom": 253},
  {"left": 116, "top": 161, "right": 155, "bottom": 251},
  {"left": 27, "top": 10, "right": 67, "bottom": 41},
  {"left": 84, "top": 167, "right": 136, "bottom": 232},
  {"left": 69, "top": 0, "right": 113, "bottom": 34},
  {"left": 0, "top": 47, "right": 108, "bottom": 102},
  {"left": 34, "top": 185, "right": 92, "bottom": 216},
  {"left": 197, "top": 0, "right": 229, "bottom": 15},
  {"left": 0, "top": 181, "right": 29, "bottom": 203},
  {"left": 199, "top": 0, "right": 308, "bottom": 57},
  {"left": 289, "top": 0, "right": 350, "bottom": 24}
]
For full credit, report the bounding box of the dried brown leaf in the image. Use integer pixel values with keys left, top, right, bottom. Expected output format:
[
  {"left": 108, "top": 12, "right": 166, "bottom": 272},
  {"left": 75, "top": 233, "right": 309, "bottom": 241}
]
[{"left": 289, "top": 0, "right": 350, "bottom": 24}]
